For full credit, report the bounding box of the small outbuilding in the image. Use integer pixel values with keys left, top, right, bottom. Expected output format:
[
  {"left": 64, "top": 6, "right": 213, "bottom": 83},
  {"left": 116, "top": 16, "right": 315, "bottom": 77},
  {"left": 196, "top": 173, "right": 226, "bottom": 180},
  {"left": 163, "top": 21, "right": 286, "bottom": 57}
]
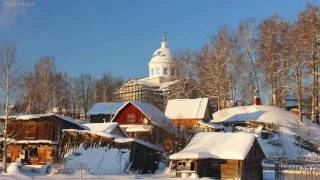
[{"left": 169, "top": 132, "right": 265, "bottom": 180}]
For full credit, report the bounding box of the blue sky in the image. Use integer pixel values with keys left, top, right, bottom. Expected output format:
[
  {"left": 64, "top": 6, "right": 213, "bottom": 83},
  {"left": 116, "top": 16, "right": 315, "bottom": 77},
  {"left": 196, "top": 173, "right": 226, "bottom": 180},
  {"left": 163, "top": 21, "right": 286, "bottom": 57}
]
[{"left": 0, "top": 0, "right": 318, "bottom": 79}]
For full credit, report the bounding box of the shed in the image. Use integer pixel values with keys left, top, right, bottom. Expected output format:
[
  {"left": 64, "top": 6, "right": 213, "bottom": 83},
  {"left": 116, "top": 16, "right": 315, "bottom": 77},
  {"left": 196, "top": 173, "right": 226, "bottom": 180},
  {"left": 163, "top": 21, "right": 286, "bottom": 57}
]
[
  {"left": 169, "top": 132, "right": 265, "bottom": 179},
  {"left": 60, "top": 129, "right": 163, "bottom": 174}
]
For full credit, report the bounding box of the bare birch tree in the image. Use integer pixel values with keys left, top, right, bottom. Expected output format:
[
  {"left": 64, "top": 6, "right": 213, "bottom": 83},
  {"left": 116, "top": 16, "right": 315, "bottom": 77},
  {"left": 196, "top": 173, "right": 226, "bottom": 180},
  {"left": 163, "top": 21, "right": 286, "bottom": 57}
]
[
  {"left": 298, "top": 4, "right": 320, "bottom": 123},
  {"left": 0, "top": 42, "right": 25, "bottom": 172},
  {"left": 238, "top": 19, "right": 261, "bottom": 97},
  {"left": 78, "top": 73, "right": 94, "bottom": 121}
]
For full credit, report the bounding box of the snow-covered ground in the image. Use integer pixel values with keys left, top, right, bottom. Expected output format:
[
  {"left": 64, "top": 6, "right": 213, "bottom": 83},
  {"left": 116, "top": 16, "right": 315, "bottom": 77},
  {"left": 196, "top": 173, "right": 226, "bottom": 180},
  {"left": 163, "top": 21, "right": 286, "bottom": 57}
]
[{"left": 0, "top": 167, "right": 275, "bottom": 180}]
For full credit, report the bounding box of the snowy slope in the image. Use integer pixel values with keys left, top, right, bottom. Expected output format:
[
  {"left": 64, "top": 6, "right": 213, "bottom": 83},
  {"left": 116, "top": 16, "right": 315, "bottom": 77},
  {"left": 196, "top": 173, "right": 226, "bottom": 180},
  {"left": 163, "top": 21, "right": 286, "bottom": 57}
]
[
  {"left": 65, "top": 146, "right": 130, "bottom": 175},
  {"left": 211, "top": 105, "right": 320, "bottom": 144}
]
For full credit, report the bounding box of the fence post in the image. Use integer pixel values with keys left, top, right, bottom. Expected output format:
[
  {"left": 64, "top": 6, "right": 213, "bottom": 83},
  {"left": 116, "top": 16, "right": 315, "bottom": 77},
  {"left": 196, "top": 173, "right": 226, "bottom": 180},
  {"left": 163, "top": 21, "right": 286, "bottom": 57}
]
[
  {"left": 78, "top": 163, "right": 82, "bottom": 180},
  {"left": 275, "top": 162, "right": 279, "bottom": 180}
]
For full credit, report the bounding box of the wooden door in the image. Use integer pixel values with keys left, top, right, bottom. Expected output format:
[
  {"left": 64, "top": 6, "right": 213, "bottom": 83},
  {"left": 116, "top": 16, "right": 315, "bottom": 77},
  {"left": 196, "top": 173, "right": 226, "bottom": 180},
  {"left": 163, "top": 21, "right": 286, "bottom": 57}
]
[
  {"left": 11, "top": 145, "right": 22, "bottom": 162},
  {"left": 38, "top": 146, "right": 47, "bottom": 165}
]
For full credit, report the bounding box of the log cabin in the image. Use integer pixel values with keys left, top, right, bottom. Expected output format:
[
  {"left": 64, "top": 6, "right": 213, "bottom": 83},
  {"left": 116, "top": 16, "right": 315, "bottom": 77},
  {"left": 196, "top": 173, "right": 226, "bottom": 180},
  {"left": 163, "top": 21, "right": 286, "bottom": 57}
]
[
  {"left": 170, "top": 132, "right": 266, "bottom": 180},
  {"left": 87, "top": 102, "right": 126, "bottom": 123},
  {"left": 165, "top": 98, "right": 212, "bottom": 130},
  {"left": 0, "top": 113, "right": 88, "bottom": 165},
  {"left": 110, "top": 101, "right": 179, "bottom": 147}
]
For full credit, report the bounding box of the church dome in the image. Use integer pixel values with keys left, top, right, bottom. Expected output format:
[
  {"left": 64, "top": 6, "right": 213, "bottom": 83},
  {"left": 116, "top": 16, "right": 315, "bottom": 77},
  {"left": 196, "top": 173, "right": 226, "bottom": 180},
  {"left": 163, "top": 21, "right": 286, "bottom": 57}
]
[
  {"left": 149, "top": 41, "right": 174, "bottom": 64},
  {"left": 148, "top": 32, "right": 177, "bottom": 78}
]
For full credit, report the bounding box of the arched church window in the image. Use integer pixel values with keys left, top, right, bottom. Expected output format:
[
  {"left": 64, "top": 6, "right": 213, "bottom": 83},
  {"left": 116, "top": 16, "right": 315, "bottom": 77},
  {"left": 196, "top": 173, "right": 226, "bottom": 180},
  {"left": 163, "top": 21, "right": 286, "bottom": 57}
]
[
  {"left": 164, "top": 68, "right": 168, "bottom": 75},
  {"left": 171, "top": 68, "right": 175, "bottom": 76},
  {"left": 151, "top": 68, "right": 154, "bottom": 75}
]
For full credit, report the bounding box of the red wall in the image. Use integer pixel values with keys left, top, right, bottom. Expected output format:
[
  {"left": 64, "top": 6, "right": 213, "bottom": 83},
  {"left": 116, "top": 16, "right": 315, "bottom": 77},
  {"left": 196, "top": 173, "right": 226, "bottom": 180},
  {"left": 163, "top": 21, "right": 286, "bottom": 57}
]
[{"left": 113, "top": 103, "right": 148, "bottom": 125}]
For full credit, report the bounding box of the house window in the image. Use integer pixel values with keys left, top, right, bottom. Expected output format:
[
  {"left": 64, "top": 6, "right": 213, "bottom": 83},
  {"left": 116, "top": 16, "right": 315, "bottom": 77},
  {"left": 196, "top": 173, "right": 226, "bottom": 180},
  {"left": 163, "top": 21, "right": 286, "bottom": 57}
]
[
  {"left": 156, "top": 67, "right": 160, "bottom": 75},
  {"left": 126, "top": 114, "right": 136, "bottom": 122},
  {"left": 177, "top": 161, "right": 195, "bottom": 171},
  {"left": 151, "top": 68, "right": 154, "bottom": 75},
  {"left": 171, "top": 68, "right": 175, "bottom": 75},
  {"left": 164, "top": 67, "right": 168, "bottom": 75}
]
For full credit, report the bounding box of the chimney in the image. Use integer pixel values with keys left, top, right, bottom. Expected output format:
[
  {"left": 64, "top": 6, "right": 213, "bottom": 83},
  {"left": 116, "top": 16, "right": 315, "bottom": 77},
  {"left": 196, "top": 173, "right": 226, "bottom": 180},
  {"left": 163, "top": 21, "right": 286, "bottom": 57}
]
[
  {"left": 254, "top": 96, "right": 261, "bottom": 105},
  {"left": 254, "top": 89, "right": 261, "bottom": 105}
]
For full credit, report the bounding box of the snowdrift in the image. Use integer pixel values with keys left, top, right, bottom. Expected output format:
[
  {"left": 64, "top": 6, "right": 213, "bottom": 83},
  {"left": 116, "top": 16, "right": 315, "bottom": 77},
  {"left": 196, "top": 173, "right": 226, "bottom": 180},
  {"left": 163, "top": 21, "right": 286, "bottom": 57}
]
[{"left": 65, "top": 146, "right": 130, "bottom": 175}]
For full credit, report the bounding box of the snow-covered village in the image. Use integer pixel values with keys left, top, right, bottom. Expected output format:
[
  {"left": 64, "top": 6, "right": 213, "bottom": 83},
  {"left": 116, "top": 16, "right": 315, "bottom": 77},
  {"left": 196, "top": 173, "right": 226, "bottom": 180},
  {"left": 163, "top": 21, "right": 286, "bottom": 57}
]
[{"left": 0, "top": 1, "right": 320, "bottom": 180}]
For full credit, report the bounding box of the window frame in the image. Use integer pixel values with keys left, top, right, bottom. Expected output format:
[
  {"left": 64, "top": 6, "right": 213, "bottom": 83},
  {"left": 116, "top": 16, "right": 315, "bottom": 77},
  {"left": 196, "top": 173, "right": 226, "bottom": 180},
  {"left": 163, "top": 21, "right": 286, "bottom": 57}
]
[{"left": 164, "top": 67, "right": 168, "bottom": 75}]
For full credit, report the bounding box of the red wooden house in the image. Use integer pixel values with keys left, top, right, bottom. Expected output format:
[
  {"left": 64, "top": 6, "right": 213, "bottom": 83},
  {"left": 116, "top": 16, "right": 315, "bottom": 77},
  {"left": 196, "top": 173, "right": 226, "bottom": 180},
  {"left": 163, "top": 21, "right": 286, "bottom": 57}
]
[{"left": 111, "top": 101, "right": 178, "bottom": 146}]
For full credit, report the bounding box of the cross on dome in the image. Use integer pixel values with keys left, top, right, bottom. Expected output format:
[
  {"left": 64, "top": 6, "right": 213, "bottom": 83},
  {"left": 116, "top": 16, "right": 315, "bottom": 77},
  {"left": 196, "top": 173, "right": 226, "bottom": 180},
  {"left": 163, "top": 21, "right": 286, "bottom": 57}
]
[{"left": 163, "top": 31, "right": 167, "bottom": 42}]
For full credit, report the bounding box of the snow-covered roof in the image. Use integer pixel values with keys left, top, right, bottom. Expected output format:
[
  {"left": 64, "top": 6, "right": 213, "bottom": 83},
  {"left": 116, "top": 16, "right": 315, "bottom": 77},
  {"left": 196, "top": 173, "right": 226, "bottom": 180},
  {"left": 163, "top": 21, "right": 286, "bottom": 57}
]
[
  {"left": 149, "top": 41, "right": 174, "bottom": 65},
  {"left": 112, "top": 101, "right": 178, "bottom": 136},
  {"left": 84, "top": 122, "right": 129, "bottom": 138},
  {"left": 211, "top": 105, "right": 320, "bottom": 144},
  {"left": 114, "top": 138, "right": 164, "bottom": 152},
  {"left": 87, "top": 102, "right": 126, "bottom": 115},
  {"left": 15, "top": 140, "right": 59, "bottom": 145},
  {"left": 170, "top": 132, "right": 255, "bottom": 160},
  {"left": 62, "top": 129, "right": 124, "bottom": 139},
  {"left": 1, "top": 113, "right": 89, "bottom": 130},
  {"left": 124, "top": 125, "right": 152, "bottom": 132},
  {"left": 165, "top": 98, "right": 209, "bottom": 119},
  {"left": 197, "top": 121, "right": 224, "bottom": 129}
]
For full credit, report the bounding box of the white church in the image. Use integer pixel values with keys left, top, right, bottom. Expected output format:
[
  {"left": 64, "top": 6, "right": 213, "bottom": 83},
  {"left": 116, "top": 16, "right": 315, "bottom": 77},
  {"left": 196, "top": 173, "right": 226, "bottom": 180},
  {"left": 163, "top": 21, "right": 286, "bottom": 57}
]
[{"left": 115, "top": 32, "right": 179, "bottom": 110}]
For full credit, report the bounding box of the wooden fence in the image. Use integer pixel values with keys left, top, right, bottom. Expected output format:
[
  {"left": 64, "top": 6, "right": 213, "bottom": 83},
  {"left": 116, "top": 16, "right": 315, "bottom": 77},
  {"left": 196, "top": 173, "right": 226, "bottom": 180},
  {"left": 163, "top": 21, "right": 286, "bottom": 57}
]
[{"left": 275, "top": 162, "right": 320, "bottom": 180}]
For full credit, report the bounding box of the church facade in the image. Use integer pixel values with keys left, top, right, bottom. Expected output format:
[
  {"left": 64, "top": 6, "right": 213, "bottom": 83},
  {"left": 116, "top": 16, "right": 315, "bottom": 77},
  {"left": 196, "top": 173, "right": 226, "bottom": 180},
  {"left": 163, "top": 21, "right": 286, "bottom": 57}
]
[{"left": 114, "top": 33, "right": 179, "bottom": 110}]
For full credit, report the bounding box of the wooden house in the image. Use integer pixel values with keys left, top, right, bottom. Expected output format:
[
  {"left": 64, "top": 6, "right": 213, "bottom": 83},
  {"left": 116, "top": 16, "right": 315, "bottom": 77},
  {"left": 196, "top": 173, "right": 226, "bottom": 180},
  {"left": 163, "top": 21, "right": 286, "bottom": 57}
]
[
  {"left": 165, "top": 98, "right": 212, "bottom": 130},
  {"left": 1, "top": 113, "right": 87, "bottom": 165},
  {"left": 87, "top": 102, "right": 126, "bottom": 123},
  {"left": 60, "top": 124, "right": 162, "bottom": 174},
  {"left": 111, "top": 101, "right": 178, "bottom": 146},
  {"left": 170, "top": 132, "right": 266, "bottom": 180}
]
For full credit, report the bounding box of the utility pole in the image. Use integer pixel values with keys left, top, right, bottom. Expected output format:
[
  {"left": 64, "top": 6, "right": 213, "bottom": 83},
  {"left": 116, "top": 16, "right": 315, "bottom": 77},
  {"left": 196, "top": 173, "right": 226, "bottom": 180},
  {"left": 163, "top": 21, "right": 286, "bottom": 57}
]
[{"left": 110, "top": 104, "right": 113, "bottom": 121}]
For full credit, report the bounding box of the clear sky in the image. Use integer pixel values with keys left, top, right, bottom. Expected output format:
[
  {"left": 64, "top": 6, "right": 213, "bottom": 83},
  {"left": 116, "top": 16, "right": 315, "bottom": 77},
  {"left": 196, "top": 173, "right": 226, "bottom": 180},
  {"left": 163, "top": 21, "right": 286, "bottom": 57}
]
[{"left": 0, "top": 0, "right": 318, "bottom": 79}]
